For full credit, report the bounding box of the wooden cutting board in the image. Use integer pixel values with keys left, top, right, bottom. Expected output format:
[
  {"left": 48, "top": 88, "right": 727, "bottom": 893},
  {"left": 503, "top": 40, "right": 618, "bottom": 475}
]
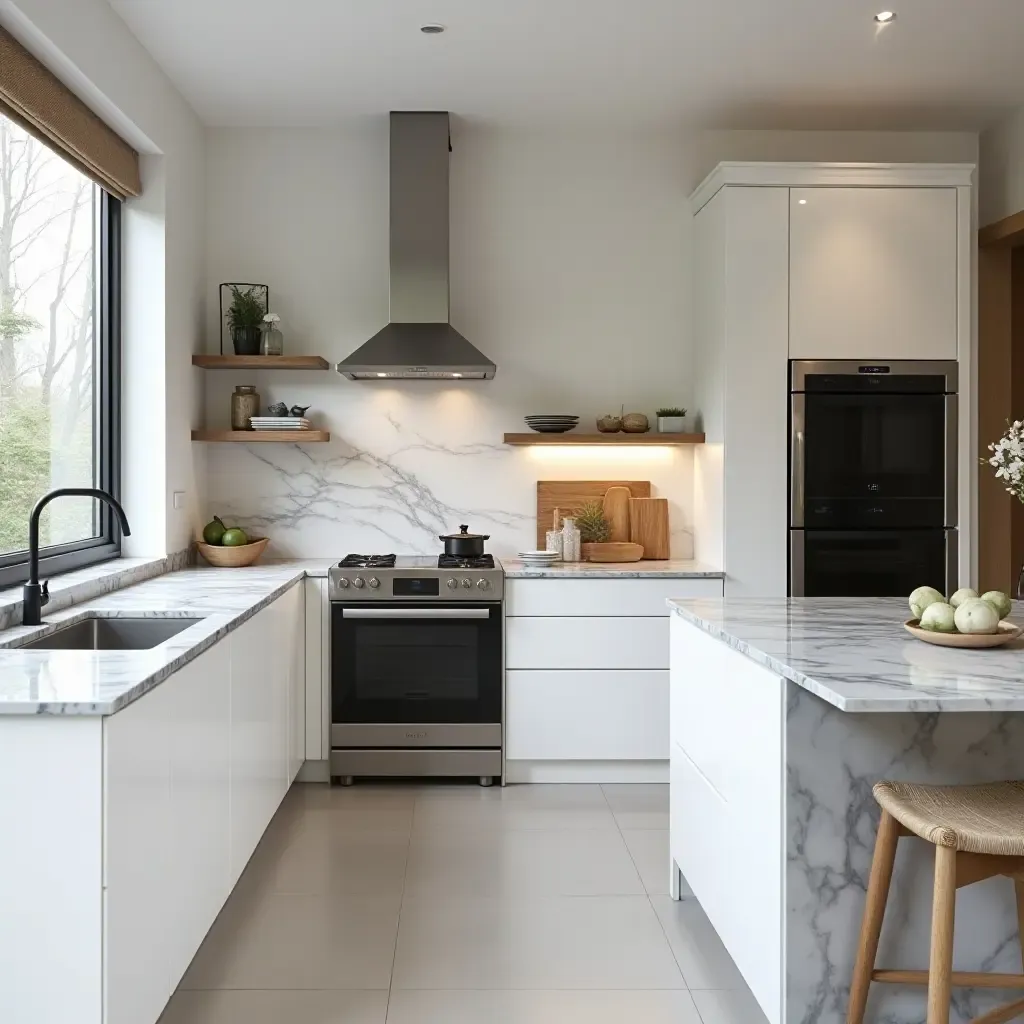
[
  {"left": 602, "top": 486, "right": 632, "bottom": 543},
  {"left": 629, "top": 497, "right": 670, "bottom": 559},
  {"left": 536, "top": 480, "right": 651, "bottom": 548}
]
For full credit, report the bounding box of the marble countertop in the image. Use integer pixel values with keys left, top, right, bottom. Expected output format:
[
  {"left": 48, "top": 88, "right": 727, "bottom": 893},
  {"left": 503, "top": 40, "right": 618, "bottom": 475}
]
[
  {"left": 668, "top": 596, "right": 1024, "bottom": 713},
  {"left": 0, "top": 565, "right": 308, "bottom": 716},
  {"left": 501, "top": 558, "right": 724, "bottom": 578}
]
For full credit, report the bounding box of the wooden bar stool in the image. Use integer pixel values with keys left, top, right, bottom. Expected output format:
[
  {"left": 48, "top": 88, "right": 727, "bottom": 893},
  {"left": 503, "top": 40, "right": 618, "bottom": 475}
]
[{"left": 848, "top": 780, "right": 1024, "bottom": 1024}]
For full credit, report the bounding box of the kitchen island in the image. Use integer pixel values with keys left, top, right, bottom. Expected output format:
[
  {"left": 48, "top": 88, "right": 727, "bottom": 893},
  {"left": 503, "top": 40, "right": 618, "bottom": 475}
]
[{"left": 668, "top": 597, "right": 1024, "bottom": 1024}]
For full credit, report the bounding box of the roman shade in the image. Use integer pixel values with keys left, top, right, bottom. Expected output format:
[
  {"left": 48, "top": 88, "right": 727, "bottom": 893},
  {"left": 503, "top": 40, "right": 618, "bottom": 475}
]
[{"left": 0, "top": 26, "right": 141, "bottom": 199}]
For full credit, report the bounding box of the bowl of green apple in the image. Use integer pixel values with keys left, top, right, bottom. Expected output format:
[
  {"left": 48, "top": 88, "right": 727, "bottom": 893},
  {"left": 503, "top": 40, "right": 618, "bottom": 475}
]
[{"left": 905, "top": 587, "right": 1022, "bottom": 648}]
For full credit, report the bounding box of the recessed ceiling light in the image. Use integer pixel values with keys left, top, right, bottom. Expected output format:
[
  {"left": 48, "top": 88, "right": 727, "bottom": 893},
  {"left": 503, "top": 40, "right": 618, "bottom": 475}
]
[
  {"left": 451, "top": 372, "right": 462, "bottom": 378},
  {"left": 798, "top": 199, "right": 807, "bottom": 205},
  {"left": 874, "top": 10, "right": 896, "bottom": 23},
  {"left": 376, "top": 372, "right": 388, "bottom": 378},
  {"left": 420, "top": 23, "right": 445, "bottom": 34}
]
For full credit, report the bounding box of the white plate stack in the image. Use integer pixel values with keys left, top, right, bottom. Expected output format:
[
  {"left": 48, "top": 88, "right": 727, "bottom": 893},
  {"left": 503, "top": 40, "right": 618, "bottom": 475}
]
[
  {"left": 249, "top": 417, "right": 312, "bottom": 431},
  {"left": 517, "top": 550, "right": 561, "bottom": 567}
]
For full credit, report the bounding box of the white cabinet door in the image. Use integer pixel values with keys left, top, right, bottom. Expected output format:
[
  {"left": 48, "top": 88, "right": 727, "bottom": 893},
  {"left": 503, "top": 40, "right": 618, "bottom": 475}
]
[
  {"left": 228, "top": 609, "right": 279, "bottom": 881},
  {"left": 789, "top": 186, "right": 958, "bottom": 360},
  {"left": 506, "top": 578, "right": 722, "bottom": 617},
  {"left": 506, "top": 670, "right": 669, "bottom": 760},
  {"left": 104, "top": 675, "right": 174, "bottom": 1024},
  {"left": 303, "top": 577, "right": 325, "bottom": 760},
  {"left": 165, "top": 640, "right": 231, "bottom": 991}
]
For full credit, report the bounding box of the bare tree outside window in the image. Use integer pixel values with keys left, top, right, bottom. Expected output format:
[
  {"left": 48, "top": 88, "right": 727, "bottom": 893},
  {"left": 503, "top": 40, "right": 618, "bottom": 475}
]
[{"left": 0, "top": 114, "right": 99, "bottom": 557}]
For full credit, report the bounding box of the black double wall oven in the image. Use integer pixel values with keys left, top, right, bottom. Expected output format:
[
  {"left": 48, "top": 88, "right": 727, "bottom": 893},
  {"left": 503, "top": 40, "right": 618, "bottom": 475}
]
[{"left": 789, "top": 360, "right": 958, "bottom": 597}]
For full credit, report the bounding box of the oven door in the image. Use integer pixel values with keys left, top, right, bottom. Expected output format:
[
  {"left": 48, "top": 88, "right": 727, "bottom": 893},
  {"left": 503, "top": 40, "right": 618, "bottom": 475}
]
[
  {"left": 790, "top": 528, "right": 956, "bottom": 598},
  {"left": 330, "top": 603, "right": 502, "bottom": 748},
  {"left": 791, "top": 390, "right": 956, "bottom": 528}
]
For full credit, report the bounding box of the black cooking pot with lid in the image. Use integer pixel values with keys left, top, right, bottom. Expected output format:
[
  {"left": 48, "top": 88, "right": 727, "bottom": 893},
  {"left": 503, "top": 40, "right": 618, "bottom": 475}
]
[{"left": 439, "top": 524, "right": 490, "bottom": 558}]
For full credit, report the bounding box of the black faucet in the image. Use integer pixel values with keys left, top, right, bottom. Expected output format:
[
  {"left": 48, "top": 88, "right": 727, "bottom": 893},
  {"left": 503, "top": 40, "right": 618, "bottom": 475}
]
[{"left": 22, "top": 488, "right": 132, "bottom": 626}]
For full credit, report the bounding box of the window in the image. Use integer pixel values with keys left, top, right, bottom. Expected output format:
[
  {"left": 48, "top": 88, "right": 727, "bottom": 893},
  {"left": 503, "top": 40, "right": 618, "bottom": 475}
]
[{"left": 0, "top": 113, "right": 120, "bottom": 588}]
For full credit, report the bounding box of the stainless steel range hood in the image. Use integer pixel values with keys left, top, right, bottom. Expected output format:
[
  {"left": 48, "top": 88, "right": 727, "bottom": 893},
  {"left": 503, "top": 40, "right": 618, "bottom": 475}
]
[{"left": 337, "top": 112, "right": 496, "bottom": 381}]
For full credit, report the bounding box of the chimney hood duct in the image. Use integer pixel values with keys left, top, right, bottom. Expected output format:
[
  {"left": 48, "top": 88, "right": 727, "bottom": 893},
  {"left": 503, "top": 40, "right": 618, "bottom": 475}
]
[{"left": 337, "top": 112, "right": 496, "bottom": 380}]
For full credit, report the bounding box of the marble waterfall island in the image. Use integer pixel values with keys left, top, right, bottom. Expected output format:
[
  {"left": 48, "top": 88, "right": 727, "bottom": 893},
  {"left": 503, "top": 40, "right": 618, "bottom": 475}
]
[{"left": 667, "top": 596, "right": 1024, "bottom": 1024}]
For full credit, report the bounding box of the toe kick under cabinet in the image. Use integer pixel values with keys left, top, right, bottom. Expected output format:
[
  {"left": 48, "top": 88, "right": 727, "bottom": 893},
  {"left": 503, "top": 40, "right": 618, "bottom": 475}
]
[
  {"left": 504, "top": 577, "right": 723, "bottom": 781},
  {"left": 0, "top": 581, "right": 305, "bottom": 1024}
]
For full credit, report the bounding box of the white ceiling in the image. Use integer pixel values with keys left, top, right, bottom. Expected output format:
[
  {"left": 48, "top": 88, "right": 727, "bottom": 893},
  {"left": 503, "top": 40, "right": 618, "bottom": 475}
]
[{"left": 105, "top": 0, "right": 1024, "bottom": 130}]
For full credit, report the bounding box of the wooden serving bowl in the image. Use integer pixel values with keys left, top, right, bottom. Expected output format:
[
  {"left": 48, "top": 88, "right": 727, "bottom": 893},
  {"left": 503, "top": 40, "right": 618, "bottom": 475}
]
[
  {"left": 903, "top": 619, "right": 1023, "bottom": 648},
  {"left": 196, "top": 537, "right": 269, "bottom": 568}
]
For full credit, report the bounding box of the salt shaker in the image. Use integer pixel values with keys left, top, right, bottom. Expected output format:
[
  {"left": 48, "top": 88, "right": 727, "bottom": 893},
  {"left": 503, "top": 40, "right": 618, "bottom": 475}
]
[{"left": 560, "top": 516, "right": 581, "bottom": 562}]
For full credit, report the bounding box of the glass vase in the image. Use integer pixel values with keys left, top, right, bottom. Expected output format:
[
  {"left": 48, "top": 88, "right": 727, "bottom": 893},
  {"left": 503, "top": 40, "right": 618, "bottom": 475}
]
[{"left": 260, "top": 322, "right": 284, "bottom": 356}]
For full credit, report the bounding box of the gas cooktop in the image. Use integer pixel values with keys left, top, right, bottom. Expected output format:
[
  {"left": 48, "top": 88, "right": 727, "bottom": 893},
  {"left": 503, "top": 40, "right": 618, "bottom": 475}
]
[{"left": 329, "top": 553, "right": 504, "bottom": 601}]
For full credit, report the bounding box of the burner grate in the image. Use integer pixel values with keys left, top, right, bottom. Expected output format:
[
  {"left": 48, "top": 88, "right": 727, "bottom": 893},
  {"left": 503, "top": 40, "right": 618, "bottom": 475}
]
[
  {"left": 338, "top": 554, "right": 397, "bottom": 569},
  {"left": 438, "top": 554, "right": 496, "bottom": 570}
]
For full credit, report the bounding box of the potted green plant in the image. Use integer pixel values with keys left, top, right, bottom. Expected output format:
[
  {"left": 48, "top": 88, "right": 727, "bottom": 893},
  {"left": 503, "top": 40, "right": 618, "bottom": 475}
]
[
  {"left": 656, "top": 406, "right": 687, "bottom": 433},
  {"left": 227, "top": 285, "right": 267, "bottom": 355}
]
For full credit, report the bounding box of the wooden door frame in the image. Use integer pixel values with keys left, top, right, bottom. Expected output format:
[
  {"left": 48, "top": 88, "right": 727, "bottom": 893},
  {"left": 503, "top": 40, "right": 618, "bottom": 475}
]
[{"left": 978, "top": 212, "right": 1024, "bottom": 592}]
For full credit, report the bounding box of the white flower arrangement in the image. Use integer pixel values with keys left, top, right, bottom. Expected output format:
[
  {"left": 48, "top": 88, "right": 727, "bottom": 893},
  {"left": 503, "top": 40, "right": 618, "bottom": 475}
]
[
  {"left": 262, "top": 312, "right": 280, "bottom": 324},
  {"left": 987, "top": 420, "right": 1024, "bottom": 503}
]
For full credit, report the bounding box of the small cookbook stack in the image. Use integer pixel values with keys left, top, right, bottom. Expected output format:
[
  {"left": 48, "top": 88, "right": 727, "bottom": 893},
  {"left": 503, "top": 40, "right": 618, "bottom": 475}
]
[{"left": 249, "top": 416, "right": 312, "bottom": 431}]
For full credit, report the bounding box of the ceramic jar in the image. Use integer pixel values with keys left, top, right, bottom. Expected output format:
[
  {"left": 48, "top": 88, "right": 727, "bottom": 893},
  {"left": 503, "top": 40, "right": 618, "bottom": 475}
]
[
  {"left": 545, "top": 529, "right": 564, "bottom": 559},
  {"left": 560, "top": 517, "right": 581, "bottom": 562},
  {"left": 231, "top": 385, "right": 260, "bottom": 430}
]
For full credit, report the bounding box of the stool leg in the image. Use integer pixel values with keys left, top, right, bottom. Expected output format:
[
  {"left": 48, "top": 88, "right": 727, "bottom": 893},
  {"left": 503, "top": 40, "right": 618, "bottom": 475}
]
[
  {"left": 926, "top": 845, "right": 957, "bottom": 1024},
  {"left": 847, "top": 809, "right": 901, "bottom": 1024},
  {"left": 1015, "top": 879, "right": 1024, "bottom": 971}
]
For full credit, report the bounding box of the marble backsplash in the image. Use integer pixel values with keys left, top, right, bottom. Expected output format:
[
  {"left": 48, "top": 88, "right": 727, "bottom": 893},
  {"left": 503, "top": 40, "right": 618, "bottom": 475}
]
[{"left": 203, "top": 385, "right": 696, "bottom": 558}]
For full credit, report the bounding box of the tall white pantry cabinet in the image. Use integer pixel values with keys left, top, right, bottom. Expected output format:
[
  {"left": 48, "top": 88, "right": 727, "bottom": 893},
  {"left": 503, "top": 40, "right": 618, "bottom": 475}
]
[{"left": 688, "top": 163, "right": 975, "bottom": 597}]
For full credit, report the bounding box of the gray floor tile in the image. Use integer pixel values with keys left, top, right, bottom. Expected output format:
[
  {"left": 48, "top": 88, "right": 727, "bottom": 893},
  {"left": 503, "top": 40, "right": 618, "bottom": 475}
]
[
  {"left": 404, "top": 828, "right": 643, "bottom": 896},
  {"left": 160, "top": 989, "right": 388, "bottom": 1024},
  {"left": 392, "top": 894, "right": 685, "bottom": 990},
  {"left": 601, "top": 783, "right": 669, "bottom": 829},
  {"left": 385, "top": 989, "right": 702, "bottom": 1023},
  {"left": 621, "top": 829, "right": 673, "bottom": 895},
  {"left": 179, "top": 889, "right": 401, "bottom": 990},
  {"left": 241, "top": 817, "right": 409, "bottom": 896},
  {"left": 690, "top": 987, "right": 771, "bottom": 1024},
  {"left": 273, "top": 782, "right": 416, "bottom": 832},
  {"left": 651, "top": 895, "right": 747, "bottom": 990},
  {"left": 413, "top": 783, "right": 617, "bottom": 832}
]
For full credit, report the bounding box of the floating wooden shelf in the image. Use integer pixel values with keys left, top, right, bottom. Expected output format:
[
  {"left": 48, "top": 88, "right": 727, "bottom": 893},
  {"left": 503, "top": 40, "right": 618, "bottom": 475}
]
[
  {"left": 503, "top": 432, "right": 705, "bottom": 446},
  {"left": 192, "top": 354, "right": 330, "bottom": 370},
  {"left": 191, "top": 429, "right": 331, "bottom": 443}
]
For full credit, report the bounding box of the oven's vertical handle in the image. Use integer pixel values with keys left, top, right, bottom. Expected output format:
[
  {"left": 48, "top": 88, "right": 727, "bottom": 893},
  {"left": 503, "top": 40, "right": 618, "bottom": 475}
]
[
  {"left": 789, "top": 530, "right": 805, "bottom": 597},
  {"left": 790, "top": 393, "right": 806, "bottom": 528},
  {"left": 944, "top": 394, "right": 958, "bottom": 529}
]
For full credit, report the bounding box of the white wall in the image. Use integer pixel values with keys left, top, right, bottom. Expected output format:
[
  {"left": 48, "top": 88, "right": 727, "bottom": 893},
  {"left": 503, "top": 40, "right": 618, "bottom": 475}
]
[
  {"left": 203, "top": 123, "right": 698, "bottom": 557},
  {"left": 980, "top": 108, "right": 1024, "bottom": 226},
  {"left": 1, "top": 0, "right": 206, "bottom": 556}
]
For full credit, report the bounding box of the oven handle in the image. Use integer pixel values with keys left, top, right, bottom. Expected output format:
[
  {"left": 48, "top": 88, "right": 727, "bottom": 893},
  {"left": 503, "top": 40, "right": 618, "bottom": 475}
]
[{"left": 340, "top": 607, "right": 492, "bottom": 620}]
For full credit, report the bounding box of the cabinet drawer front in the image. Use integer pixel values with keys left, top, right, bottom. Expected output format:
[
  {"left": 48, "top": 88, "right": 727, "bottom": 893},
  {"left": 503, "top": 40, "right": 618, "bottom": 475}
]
[
  {"left": 670, "top": 618, "right": 783, "bottom": 800},
  {"left": 506, "top": 577, "right": 722, "bottom": 617},
  {"left": 506, "top": 616, "right": 668, "bottom": 669},
  {"left": 507, "top": 670, "right": 669, "bottom": 760}
]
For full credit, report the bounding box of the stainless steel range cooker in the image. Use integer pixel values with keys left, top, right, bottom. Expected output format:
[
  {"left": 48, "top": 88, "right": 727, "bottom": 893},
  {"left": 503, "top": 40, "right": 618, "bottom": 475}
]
[{"left": 328, "top": 554, "right": 504, "bottom": 786}]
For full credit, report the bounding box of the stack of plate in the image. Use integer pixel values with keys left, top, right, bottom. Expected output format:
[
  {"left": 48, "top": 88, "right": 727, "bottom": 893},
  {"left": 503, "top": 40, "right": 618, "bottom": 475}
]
[
  {"left": 517, "top": 550, "right": 561, "bottom": 567},
  {"left": 249, "top": 417, "right": 312, "bottom": 431},
  {"left": 525, "top": 414, "right": 579, "bottom": 434}
]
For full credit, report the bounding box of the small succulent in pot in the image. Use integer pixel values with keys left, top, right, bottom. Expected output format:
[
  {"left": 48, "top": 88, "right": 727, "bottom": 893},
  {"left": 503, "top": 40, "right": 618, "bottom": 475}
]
[
  {"left": 574, "top": 500, "right": 611, "bottom": 543},
  {"left": 227, "top": 285, "right": 268, "bottom": 355},
  {"left": 656, "top": 406, "right": 688, "bottom": 433}
]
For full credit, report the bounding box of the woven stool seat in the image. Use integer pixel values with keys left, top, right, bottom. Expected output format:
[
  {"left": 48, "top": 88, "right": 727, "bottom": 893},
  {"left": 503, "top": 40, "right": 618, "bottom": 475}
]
[{"left": 873, "top": 780, "right": 1024, "bottom": 856}]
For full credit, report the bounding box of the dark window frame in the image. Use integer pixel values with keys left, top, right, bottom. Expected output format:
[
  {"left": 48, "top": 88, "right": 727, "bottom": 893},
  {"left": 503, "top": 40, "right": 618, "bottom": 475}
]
[{"left": 0, "top": 189, "right": 122, "bottom": 589}]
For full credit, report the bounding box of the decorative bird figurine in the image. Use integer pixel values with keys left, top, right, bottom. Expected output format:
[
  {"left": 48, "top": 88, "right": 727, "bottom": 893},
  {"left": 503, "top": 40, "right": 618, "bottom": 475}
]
[{"left": 289, "top": 404, "right": 311, "bottom": 417}]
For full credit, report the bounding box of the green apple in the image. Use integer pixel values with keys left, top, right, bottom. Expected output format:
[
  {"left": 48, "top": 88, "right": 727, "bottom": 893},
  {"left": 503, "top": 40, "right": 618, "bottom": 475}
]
[{"left": 220, "top": 527, "right": 249, "bottom": 547}]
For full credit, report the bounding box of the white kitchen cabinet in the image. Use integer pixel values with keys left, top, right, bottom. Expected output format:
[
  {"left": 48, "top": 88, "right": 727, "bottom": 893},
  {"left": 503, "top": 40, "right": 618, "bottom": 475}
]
[
  {"left": 284, "top": 579, "right": 306, "bottom": 783},
  {"left": 303, "top": 577, "right": 328, "bottom": 762},
  {"left": 670, "top": 615, "right": 784, "bottom": 1024},
  {"left": 503, "top": 575, "right": 724, "bottom": 779},
  {"left": 789, "top": 186, "right": 958, "bottom": 361},
  {"left": 506, "top": 670, "right": 669, "bottom": 760}
]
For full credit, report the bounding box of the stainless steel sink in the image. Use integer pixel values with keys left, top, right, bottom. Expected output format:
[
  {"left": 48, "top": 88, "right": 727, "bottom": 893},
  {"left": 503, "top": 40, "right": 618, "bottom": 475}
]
[{"left": 20, "top": 616, "right": 203, "bottom": 651}]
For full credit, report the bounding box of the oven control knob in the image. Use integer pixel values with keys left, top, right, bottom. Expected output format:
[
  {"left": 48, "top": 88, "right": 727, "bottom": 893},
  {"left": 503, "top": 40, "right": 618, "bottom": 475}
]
[
  {"left": 476, "top": 578, "right": 490, "bottom": 590},
  {"left": 446, "top": 578, "right": 458, "bottom": 589},
  {"left": 337, "top": 577, "right": 350, "bottom": 589},
  {"left": 461, "top": 578, "right": 472, "bottom": 589},
  {"left": 353, "top": 577, "right": 365, "bottom": 589},
  {"left": 368, "top": 577, "right": 380, "bottom": 589}
]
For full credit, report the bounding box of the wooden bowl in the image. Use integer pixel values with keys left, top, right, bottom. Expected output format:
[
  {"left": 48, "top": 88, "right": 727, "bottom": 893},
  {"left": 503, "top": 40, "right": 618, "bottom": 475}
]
[
  {"left": 196, "top": 537, "right": 269, "bottom": 567},
  {"left": 903, "top": 619, "right": 1023, "bottom": 648},
  {"left": 582, "top": 541, "right": 644, "bottom": 563}
]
